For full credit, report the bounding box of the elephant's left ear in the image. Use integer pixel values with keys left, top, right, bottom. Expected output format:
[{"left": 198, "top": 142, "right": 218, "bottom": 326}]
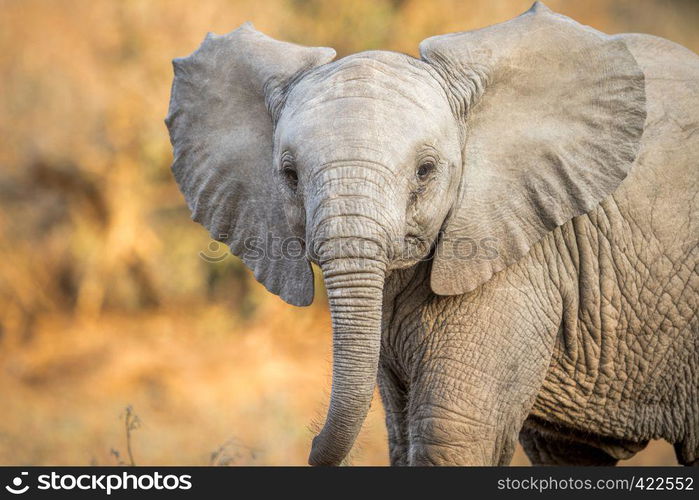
[
  {"left": 420, "top": 2, "right": 646, "bottom": 295},
  {"left": 165, "top": 24, "right": 335, "bottom": 306}
]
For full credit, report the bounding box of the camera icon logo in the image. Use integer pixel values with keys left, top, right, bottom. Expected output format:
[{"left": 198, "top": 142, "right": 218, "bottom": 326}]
[
  {"left": 199, "top": 234, "right": 230, "bottom": 263},
  {"left": 5, "top": 472, "right": 29, "bottom": 494}
]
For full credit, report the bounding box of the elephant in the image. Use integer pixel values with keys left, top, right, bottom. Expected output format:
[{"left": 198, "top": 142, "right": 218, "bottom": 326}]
[{"left": 165, "top": 2, "right": 698, "bottom": 466}]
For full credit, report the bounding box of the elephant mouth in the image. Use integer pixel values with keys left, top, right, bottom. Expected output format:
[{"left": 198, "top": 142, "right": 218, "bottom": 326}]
[
  {"left": 385, "top": 233, "right": 433, "bottom": 269},
  {"left": 405, "top": 233, "right": 423, "bottom": 246}
]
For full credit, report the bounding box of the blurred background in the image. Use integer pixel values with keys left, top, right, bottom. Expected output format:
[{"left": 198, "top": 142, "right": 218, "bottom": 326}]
[{"left": 0, "top": 0, "right": 697, "bottom": 465}]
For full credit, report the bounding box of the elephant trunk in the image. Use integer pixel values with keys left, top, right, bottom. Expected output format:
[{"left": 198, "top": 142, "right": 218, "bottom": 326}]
[{"left": 308, "top": 251, "right": 386, "bottom": 466}]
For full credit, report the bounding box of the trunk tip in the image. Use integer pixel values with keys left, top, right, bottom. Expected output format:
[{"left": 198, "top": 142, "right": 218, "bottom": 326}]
[{"left": 308, "top": 434, "right": 342, "bottom": 466}]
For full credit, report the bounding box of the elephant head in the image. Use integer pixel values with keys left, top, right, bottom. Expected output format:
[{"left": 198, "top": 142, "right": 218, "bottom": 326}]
[{"left": 165, "top": 2, "right": 645, "bottom": 465}]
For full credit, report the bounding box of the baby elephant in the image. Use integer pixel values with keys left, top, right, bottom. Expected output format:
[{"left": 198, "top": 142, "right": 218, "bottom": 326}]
[{"left": 166, "top": 2, "right": 698, "bottom": 465}]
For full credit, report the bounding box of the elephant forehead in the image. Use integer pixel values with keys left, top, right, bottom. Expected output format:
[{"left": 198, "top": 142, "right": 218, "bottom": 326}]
[
  {"left": 279, "top": 102, "right": 453, "bottom": 166},
  {"left": 283, "top": 51, "right": 449, "bottom": 120},
  {"left": 278, "top": 52, "right": 455, "bottom": 160}
]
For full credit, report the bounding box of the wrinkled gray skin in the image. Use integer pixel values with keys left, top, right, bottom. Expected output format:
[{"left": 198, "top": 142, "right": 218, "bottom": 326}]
[{"left": 166, "top": 3, "right": 698, "bottom": 466}]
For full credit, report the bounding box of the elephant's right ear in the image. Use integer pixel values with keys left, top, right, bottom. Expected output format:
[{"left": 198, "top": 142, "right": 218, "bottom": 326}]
[
  {"left": 420, "top": 2, "right": 646, "bottom": 296},
  {"left": 165, "top": 24, "right": 335, "bottom": 306}
]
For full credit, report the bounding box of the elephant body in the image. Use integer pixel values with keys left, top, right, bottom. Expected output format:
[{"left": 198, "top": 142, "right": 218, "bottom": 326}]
[
  {"left": 166, "top": 3, "right": 698, "bottom": 465},
  {"left": 379, "top": 33, "right": 698, "bottom": 465}
]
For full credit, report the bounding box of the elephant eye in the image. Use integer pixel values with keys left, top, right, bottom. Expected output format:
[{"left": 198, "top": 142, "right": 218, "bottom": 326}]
[
  {"left": 281, "top": 159, "right": 298, "bottom": 191},
  {"left": 416, "top": 160, "right": 436, "bottom": 181}
]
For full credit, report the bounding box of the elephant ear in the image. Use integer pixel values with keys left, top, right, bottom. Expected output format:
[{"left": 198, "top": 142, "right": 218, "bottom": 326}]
[
  {"left": 420, "top": 2, "right": 646, "bottom": 295},
  {"left": 165, "top": 24, "right": 335, "bottom": 306}
]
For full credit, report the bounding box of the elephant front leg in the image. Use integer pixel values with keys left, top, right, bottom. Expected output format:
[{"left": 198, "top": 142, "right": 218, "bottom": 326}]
[
  {"left": 404, "top": 295, "right": 560, "bottom": 465},
  {"left": 405, "top": 358, "right": 526, "bottom": 465}
]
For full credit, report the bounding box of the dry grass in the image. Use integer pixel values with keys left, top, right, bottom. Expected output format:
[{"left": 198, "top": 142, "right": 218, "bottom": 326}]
[{"left": 0, "top": 298, "right": 389, "bottom": 465}]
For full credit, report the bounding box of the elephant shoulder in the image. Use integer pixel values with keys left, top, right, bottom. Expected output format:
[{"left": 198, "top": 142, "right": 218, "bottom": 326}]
[
  {"left": 607, "top": 34, "right": 698, "bottom": 262},
  {"left": 615, "top": 33, "right": 699, "bottom": 77},
  {"left": 615, "top": 34, "right": 699, "bottom": 114},
  {"left": 614, "top": 34, "right": 699, "bottom": 152}
]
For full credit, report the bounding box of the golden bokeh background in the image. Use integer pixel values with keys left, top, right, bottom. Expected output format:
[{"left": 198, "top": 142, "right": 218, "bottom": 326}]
[{"left": 1, "top": 0, "right": 696, "bottom": 465}]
